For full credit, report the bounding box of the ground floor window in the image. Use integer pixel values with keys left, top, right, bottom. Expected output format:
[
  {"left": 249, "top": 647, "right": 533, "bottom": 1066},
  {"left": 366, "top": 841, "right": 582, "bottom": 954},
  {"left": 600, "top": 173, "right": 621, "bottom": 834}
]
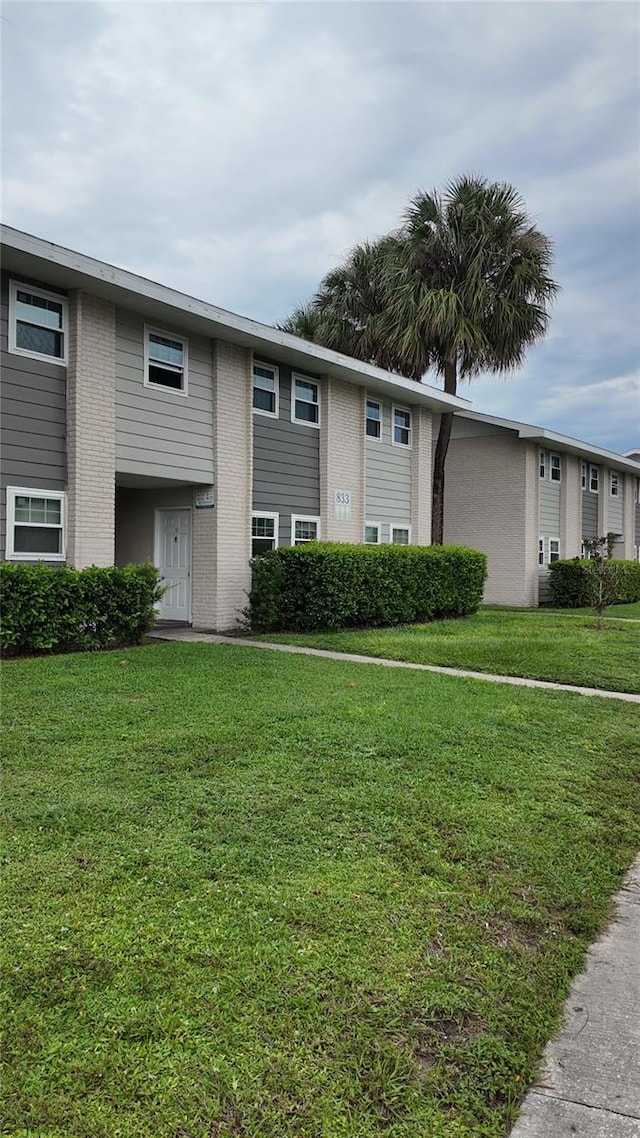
[
  {"left": 539, "top": 536, "right": 560, "bottom": 566},
  {"left": 364, "top": 522, "right": 380, "bottom": 544},
  {"left": 5, "top": 487, "right": 66, "bottom": 560},
  {"left": 292, "top": 516, "right": 320, "bottom": 544},
  {"left": 391, "top": 525, "right": 411, "bottom": 545},
  {"left": 251, "top": 513, "right": 279, "bottom": 556}
]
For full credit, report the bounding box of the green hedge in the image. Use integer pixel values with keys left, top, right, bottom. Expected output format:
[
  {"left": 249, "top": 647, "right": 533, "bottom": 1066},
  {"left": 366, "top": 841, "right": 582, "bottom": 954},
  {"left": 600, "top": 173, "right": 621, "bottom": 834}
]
[
  {"left": 0, "top": 562, "right": 163, "bottom": 655},
  {"left": 548, "top": 558, "right": 640, "bottom": 608},
  {"left": 248, "top": 543, "right": 487, "bottom": 632}
]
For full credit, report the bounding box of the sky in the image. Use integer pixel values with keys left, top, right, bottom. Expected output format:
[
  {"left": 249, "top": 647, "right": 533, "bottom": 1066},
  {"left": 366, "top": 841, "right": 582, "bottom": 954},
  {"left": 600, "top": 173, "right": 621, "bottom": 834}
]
[{"left": 2, "top": 0, "right": 639, "bottom": 453}]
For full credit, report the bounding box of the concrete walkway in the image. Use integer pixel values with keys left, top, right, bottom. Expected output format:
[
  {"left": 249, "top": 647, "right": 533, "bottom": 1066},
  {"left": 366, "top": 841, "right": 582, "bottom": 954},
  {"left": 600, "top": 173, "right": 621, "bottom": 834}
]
[
  {"left": 148, "top": 629, "right": 640, "bottom": 704},
  {"left": 510, "top": 857, "right": 640, "bottom": 1137}
]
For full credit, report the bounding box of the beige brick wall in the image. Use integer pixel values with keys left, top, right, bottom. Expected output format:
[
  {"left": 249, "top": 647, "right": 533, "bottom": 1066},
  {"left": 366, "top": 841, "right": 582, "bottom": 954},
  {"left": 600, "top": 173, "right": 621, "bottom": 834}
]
[
  {"left": 192, "top": 340, "right": 252, "bottom": 630},
  {"left": 66, "top": 291, "right": 116, "bottom": 567},
  {"left": 622, "top": 474, "right": 635, "bottom": 559},
  {"left": 320, "top": 378, "right": 364, "bottom": 542},
  {"left": 443, "top": 433, "right": 537, "bottom": 605},
  {"left": 561, "top": 454, "right": 582, "bottom": 558},
  {"left": 411, "top": 406, "right": 432, "bottom": 545}
]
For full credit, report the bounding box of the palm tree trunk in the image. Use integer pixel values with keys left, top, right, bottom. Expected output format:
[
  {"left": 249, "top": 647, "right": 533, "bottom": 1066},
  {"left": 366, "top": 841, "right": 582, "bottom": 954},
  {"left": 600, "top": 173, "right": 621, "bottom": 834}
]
[{"left": 431, "top": 359, "right": 457, "bottom": 545}]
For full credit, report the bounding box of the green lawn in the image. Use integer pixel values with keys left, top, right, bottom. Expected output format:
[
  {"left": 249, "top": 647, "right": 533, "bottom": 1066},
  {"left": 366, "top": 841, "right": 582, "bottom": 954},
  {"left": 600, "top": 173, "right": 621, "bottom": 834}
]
[
  {"left": 256, "top": 608, "right": 640, "bottom": 693},
  {"left": 3, "top": 642, "right": 640, "bottom": 1138}
]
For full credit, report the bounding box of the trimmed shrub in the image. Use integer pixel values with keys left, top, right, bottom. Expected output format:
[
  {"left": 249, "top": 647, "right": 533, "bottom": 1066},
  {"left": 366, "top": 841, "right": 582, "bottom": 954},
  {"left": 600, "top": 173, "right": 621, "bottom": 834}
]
[
  {"left": 548, "top": 558, "right": 640, "bottom": 608},
  {"left": 0, "top": 562, "right": 163, "bottom": 655},
  {"left": 248, "top": 543, "right": 487, "bottom": 632}
]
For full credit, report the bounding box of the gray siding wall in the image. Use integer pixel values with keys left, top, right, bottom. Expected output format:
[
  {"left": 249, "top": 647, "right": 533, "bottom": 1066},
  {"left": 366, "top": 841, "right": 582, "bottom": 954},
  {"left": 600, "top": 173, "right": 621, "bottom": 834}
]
[
  {"left": 538, "top": 476, "right": 561, "bottom": 602},
  {"left": 607, "top": 474, "right": 624, "bottom": 533},
  {"left": 365, "top": 397, "right": 411, "bottom": 541},
  {"left": 252, "top": 360, "right": 320, "bottom": 546},
  {"left": 0, "top": 271, "right": 67, "bottom": 559},
  {"left": 582, "top": 489, "right": 598, "bottom": 539},
  {"left": 539, "top": 478, "right": 561, "bottom": 536},
  {"left": 115, "top": 310, "right": 214, "bottom": 482}
]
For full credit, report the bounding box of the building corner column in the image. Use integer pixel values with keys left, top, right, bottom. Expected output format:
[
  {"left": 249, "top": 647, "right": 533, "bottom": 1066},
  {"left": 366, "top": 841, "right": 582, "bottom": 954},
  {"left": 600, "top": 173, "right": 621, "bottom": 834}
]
[
  {"left": 320, "top": 376, "right": 364, "bottom": 543},
  {"left": 411, "top": 406, "right": 432, "bottom": 545},
  {"left": 66, "top": 291, "right": 116, "bottom": 568}
]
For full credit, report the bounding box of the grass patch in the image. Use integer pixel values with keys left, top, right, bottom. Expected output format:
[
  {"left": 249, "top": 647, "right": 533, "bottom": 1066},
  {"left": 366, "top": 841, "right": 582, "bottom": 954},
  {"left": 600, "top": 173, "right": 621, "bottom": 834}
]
[
  {"left": 256, "top": 608, "right": 640, "bottom": 692},
  {"left": 3, "top": 642, "right": 640, "bottom": 1137}
]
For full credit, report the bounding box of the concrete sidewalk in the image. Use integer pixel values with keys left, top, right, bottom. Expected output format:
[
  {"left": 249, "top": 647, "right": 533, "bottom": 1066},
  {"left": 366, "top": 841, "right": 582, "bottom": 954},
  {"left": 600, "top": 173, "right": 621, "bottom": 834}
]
[
  {"left": 147, "top": 629, "right": 640, "bottom": 704},
  {"left": 510, "top": 857, "right": 640, "bottom": 1137}
]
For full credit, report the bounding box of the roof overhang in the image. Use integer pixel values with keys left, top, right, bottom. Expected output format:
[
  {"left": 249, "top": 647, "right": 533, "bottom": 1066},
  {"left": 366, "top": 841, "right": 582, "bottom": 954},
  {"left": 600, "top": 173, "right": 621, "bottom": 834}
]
[
  {"left": 458, "top": 412, "right": 640, "bottom": 474},
  {"left": 1, "top": 226, "right": 470, "bottom": 415}
]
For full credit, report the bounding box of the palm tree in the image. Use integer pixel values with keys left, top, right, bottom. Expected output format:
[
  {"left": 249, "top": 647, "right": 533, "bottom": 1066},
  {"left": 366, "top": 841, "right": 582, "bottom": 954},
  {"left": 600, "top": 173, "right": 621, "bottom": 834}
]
[{"left": 280, "top": 176, "right": 559, "bottom": 543}]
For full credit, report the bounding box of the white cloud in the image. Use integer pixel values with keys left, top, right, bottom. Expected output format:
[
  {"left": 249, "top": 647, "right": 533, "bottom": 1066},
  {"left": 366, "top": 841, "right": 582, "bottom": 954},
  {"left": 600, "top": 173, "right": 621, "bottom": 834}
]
[{"left": 1, "top": 0, "right": 638, "bottom": 451}]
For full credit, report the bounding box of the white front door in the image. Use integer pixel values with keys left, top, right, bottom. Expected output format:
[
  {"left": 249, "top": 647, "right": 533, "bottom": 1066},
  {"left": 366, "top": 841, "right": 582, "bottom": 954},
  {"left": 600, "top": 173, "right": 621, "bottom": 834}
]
[{"left": 155, "top": 508, "right": 191, "bottom": 621}]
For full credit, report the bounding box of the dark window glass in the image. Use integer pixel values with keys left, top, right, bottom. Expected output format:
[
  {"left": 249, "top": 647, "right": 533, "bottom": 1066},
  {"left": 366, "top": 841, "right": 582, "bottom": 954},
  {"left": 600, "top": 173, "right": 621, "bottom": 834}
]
[{"left": 16, "top": 322, "right": 63, "bottom": 358}]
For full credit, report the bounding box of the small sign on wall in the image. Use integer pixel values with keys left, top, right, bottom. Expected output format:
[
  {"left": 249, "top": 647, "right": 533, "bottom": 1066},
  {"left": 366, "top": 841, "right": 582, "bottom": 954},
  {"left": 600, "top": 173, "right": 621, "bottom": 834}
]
[
  {"left": 194, "top": 488, "right": 215, "bottom": 509},
  {"left": 334, "top": 490, "right": 352, "bottom": 521}
]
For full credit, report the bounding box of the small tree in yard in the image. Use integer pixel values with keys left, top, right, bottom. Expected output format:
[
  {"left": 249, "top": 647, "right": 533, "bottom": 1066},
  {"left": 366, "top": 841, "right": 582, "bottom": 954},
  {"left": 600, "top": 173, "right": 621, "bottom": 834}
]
[{"left": 583, "top": 534, "right": 619, "bottom": 629}]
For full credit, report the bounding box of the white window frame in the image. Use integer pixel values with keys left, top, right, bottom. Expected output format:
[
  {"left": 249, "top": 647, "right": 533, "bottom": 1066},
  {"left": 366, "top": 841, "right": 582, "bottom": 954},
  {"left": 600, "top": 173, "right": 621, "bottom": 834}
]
[
  {"left": 5, "top": 486, "right": 66, "bottom": 561},
  {"left": 609, "top": 471, "right": 620, "bottom": 498},
  {"left": 364, "top": 521, "right": 381, "bottom": 544},
  {"left": 252, "top": 360, "right": 279, "bottom": 419},
  {"left": 581, "top": 462, "right": 587, "bottom": 491},
  {"left": 251, "top": 512, "right": 279, "bottom": 556},
  {"left": 291, "top": 373, "right": 320, "bottom": 428},
  {"left": 8, "top": 280, "right": 68, "bottom": 366},
  {"left": 291, "top": 515, "right": 321, "bottom": 544},
  {"left": 589, "top": 464, "right": 599, "bottom": 494},
  {"left": 538, "top": 538, "right": 544, "bottom": 567},
  {"left": 540, "top": 450, "right": 561, "bottom": 482},
  {"left": 548, "top": 538, "right": 560, "bottom": 563},
  {"left": 392, "top": 405, "right": 412, "bottom": 448},
  {"left": 365, "top": 397, "right": 382, "bottom": 441},
  {"left": 390, "top": 525, "right": 411, "bottom": 545},
  {"left": 144, "top": 325, "right": 188, "bottom": 396}
]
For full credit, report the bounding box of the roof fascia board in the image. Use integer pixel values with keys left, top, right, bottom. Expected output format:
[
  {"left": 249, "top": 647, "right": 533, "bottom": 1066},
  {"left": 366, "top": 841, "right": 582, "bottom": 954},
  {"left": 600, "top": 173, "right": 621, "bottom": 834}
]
[
  {"left": 458, "top": 411, "right": 640, "bottom": 473},
  {"left": 0, "top": 226, "right": 469, "bottom": 414}
]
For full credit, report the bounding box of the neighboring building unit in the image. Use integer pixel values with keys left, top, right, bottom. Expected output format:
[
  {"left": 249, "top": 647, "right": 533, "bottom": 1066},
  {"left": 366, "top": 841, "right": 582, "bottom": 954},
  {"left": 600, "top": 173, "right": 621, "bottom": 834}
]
[
  {"left": 1, "top": 226, "right": 468, "bottom": 628},
  {"left": 442, "top": 412, "right": 640, "bottom": 605}
]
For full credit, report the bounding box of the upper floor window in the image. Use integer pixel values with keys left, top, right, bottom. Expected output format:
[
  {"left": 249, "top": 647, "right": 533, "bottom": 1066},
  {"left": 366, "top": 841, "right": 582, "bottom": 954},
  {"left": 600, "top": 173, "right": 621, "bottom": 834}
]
[
  {"left": 589, "top": 464, "right": 599, "bottom": 494},
  {"left": 609, "top": 472, "right": 620, "bottom": 498},
  {"left": 292, "top": 375, "right": 319, "bottom": 426},
  {"left": 251, "top": 513, "right": 278, "bottom": 556},
  {"left": 366, "top": 399, "right": 381, "bottom": 439},
  {"left": 144, "top": 327, "right": 188, "bottom": 394},
  {"left": 581, "top": 462, "right": 587, "bottom": 491},
  {"left": 253, "top": 362, "right": 279, "bottom": 417},
  {"left": 540, "top": 450, "right": 560, "bottom": 481},
  {"left": 393, "top": 407, "right": 412, "bottom": 447},
  {"left": 8, "top": 281, "right": 68, "bottom": 365},
  {"left": 5, "top": 487, "right": 66, "bottom": 561},
  {"left": 292, "top": 516, "right": 320, "bottom": 544}
]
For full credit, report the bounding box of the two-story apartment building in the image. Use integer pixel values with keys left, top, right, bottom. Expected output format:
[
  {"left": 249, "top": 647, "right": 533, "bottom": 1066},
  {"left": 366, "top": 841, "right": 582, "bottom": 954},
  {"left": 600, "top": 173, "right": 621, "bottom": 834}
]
[
  {"left": 1, "top": 226, "right": 469, "bottom": 628},
  {"left": 442, "top": 411, "right": 640, "bottom": 606}
]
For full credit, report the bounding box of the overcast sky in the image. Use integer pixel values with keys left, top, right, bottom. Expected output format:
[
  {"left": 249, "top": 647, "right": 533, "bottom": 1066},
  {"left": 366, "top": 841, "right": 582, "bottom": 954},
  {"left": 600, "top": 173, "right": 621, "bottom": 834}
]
[{"left": 2, "top": 1, "right": 639, "bottom": 452}]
